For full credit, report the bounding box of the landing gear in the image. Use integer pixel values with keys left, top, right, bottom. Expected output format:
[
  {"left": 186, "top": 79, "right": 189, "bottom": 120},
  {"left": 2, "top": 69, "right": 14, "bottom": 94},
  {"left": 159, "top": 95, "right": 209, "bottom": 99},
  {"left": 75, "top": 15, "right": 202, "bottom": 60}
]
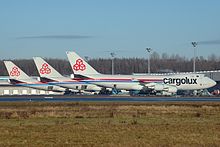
[
  {"left": 98, "top": 88, "right": 112, "bottom": 95},
  {"left": 112, "top": 85, "right": 119, "bottom": 95},
  {"left": 64, "top": 89, "right": 76, "bottom": 95},
  {"left": 129, "top": 90, "right": 140, "bottom": 96},
  {"left": 197, "top": 89, "right": 212, "bottom": 96}
]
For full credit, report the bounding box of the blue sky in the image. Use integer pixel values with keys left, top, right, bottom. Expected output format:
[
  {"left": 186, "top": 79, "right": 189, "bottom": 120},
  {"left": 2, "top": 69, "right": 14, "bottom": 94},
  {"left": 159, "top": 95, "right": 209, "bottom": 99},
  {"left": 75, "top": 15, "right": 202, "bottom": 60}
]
[{"left": 0, "top": 0, "right": 220, "bottom": 59}]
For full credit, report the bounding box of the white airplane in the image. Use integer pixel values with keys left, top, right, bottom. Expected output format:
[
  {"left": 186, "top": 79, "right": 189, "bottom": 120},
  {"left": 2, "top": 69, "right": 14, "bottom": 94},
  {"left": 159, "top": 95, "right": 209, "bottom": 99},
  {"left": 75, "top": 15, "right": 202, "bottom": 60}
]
[
  {"left": 66, "top": 51, "right": 216, "bottom": 94},
  {"left": 33, "top": 57, "right": 102, "bottom": 93},
  {"left": 4, "top": 61, "right": 66, "bottom": 92}
]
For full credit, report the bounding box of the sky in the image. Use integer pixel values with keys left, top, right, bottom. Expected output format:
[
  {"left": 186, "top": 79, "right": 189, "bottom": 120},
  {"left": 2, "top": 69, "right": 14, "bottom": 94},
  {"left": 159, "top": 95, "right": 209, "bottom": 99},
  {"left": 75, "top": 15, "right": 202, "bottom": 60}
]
[{"left": 0, "top": 0, "right": 220, "bottom": 59}]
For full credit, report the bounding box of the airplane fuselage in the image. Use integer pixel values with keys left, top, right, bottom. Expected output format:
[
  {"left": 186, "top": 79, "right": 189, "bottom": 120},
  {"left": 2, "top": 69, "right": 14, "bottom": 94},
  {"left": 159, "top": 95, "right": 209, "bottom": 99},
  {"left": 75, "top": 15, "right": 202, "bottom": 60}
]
[
  {"left": 76, "top": 73, "right": 216, "bottom": 92},
  {"left": 43, "top": 77, "right": 102, "bottom": 92}
]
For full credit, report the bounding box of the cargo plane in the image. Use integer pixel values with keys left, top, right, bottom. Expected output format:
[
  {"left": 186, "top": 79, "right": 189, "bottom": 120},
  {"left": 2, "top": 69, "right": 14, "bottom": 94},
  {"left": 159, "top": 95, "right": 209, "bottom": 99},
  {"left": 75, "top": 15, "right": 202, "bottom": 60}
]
[
  {"left": 66, "top": 51, "right": 216, "bottom": 94},
  {"left": 33, "top": 57, "right": 102, "bottom": 93},
  {"left": 4, "top": 61, "right": 66, "bottom": 92}
]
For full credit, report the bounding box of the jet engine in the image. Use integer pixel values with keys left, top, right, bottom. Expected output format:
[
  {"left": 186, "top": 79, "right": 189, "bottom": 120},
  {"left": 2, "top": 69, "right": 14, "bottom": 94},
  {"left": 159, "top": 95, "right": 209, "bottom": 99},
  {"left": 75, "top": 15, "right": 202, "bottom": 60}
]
[
  {"left": 164, "top": 86, "right": 178, "bottom": 93},
  {"left": 131, "top": 85, "right": 144, "bottom": 90},
  {"left": 146, "top": 83, "right": 178, "bottom": 94},
  {"left": 46, "top": 85, "right": 66, "bottom": 92},
  {"left": 154, "top": 84, "right": 164, "bottom": 91}
]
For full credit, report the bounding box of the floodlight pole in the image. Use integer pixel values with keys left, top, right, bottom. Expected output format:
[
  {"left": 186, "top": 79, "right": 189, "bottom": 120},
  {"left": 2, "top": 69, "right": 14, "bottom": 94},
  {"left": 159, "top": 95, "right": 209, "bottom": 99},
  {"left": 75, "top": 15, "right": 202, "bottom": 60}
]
[
  {"left": 191, "top": 42, "right": 197, "bottom": 73},
  {"left": 146, "top": 48, "right": 152, "bottom": 74},
  {"left": 110, "top": 52, "right": 115, "bottom": 75}
]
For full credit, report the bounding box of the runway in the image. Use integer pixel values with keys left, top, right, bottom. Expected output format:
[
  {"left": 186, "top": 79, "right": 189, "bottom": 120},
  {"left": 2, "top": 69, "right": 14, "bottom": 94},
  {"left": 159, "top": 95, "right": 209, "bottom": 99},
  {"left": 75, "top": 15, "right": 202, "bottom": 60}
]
[{"left": 0, "top": 96, "right": 220, "bottom": 102}]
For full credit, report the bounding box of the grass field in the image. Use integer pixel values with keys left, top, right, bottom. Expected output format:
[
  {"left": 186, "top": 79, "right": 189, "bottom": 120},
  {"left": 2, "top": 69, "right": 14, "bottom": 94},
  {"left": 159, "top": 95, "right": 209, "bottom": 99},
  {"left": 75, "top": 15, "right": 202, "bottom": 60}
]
[{"left": 0, "top": 102, "right": 220, "bottom": 146}]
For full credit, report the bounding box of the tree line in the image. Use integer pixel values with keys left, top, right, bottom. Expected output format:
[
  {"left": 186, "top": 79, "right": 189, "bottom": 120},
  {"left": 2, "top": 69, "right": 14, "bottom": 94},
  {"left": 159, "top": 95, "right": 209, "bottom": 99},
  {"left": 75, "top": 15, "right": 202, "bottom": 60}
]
[{"left": 0, "top": 52, "right": 220, "bottom": 76}]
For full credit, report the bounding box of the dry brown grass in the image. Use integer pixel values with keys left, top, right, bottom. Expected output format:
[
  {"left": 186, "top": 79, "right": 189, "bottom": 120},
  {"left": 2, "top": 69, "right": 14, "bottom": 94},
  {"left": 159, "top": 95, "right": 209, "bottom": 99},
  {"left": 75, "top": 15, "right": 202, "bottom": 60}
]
[{"left": 0, "top": 102, "right": 219, "bottom": 146}]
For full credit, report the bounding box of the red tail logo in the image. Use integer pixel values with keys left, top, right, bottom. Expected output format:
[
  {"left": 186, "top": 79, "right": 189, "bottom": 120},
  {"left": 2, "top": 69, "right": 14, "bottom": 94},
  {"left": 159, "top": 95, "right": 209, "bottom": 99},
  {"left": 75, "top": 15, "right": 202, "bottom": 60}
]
[
  {"left": 73, "top": 59, "right": 86, "bottom": 71},
  {"left": 40, "top": 63, "right": 51, "bottom": 74},
  {"left": 10, "top": 67, "right": 20, "bottom": 76}
]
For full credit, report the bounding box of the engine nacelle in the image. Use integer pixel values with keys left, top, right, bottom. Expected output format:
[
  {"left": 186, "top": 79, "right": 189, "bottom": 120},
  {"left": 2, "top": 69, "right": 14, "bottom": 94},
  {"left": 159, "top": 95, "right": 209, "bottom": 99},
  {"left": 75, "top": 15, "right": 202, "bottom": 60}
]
[
  {"left": 154, "top": 84, "right": 164, "bottom": 91},
  {"left": 164, "top": 86, "right": 178, "bottom": 93},
  {"left": 47, "top": 85, "right": 66, "bottom": 92},
  {"left": 145, "top": 83, "right": 178, "bottom": 93},
  {"left": 131, "top": 85, "right": 143, "bottom": 90}
]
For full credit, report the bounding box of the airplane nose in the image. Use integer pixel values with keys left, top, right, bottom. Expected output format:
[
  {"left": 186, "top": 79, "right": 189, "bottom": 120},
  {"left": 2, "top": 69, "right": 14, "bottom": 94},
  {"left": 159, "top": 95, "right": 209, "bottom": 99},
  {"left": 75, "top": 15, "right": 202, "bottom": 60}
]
[
  {"left": 208, "top": 77, "right": 216, "bottom": 87},
  {"left": 210, "top": 79, "right": 217, "bottom": 87},
  {"left": 202, "top": 77, "right": 216, "bottom": 88}
]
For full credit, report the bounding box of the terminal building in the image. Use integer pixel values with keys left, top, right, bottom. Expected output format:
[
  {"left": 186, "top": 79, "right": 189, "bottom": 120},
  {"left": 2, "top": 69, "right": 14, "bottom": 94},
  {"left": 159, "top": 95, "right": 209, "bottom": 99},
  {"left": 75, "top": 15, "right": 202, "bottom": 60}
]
[{"left": 0, "top": 70, "right": 220, "bottom": 96}]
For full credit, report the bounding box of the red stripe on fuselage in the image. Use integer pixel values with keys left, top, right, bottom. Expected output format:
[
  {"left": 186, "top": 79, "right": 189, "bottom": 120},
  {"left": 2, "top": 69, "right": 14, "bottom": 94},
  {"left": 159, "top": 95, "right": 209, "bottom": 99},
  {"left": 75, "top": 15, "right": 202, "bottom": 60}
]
[{"left": 74, "top": 77, "right": 163, "bottom": 82}]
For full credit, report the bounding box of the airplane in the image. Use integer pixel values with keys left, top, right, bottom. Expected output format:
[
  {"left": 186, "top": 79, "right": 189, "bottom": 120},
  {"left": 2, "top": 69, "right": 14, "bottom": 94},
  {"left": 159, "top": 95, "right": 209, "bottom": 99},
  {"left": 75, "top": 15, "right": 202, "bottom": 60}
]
[
  {"left": 4, "top": 61, "right": 66, "bottom": 92},
  {"left": 33, "top": 57, "right": 102, "bottom": 93},
  {"left": 66, "top": 51, "right": 216, "bottom": 95}
]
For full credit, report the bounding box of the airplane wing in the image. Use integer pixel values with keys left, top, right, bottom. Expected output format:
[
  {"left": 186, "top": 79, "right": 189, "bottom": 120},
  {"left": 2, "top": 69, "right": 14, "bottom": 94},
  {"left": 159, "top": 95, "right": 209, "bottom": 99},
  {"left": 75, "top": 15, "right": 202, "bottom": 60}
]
[{"left": 136, "top": 78, "right": 178, "bottom": 93}]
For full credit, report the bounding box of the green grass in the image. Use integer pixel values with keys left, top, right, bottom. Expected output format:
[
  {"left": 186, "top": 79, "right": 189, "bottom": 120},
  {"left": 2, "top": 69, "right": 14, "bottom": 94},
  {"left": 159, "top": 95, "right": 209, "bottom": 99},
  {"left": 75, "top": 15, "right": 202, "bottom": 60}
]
[{"left": 0, "top": 102, "right": 220, "bottom": 146}]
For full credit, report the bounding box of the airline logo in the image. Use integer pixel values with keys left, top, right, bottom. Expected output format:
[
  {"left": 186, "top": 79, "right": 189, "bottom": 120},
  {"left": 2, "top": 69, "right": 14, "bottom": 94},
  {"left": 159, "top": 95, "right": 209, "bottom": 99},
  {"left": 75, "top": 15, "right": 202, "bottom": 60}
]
[
  {"left": 163, "top": 77, "right": 197, "bottom": 86},
  {"left": 73, "top": 59, "right": 86, "bottom": 71},
  {"left": 40, "top": 63, "right": 51, "bottom": 74},
  {"left": 10, "top": 67, "right": 20, "bottom": 76}
]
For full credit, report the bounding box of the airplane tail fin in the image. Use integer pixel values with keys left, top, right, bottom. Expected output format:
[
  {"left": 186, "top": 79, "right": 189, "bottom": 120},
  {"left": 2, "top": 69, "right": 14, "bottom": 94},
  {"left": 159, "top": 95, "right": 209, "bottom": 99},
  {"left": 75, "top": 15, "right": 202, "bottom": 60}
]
[
  {"left": 4, "top": 61, "right": 32, "bottom": 80},
  {"left": 33, "top": 57, "right": 63, "bottom": 78},
  {"left": 66, "top": 51, "right": 100, "bottom": 75}
]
